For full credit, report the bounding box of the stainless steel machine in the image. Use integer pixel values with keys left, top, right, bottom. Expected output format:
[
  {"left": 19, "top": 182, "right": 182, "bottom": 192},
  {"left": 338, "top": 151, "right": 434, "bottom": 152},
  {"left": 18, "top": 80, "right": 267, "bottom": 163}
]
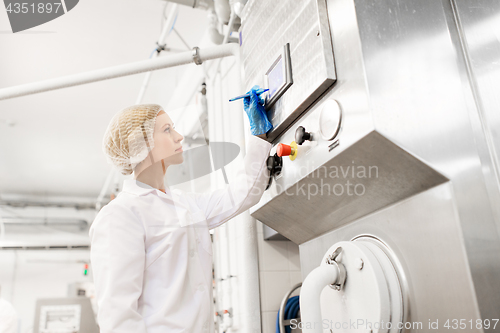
[
  {"left": 33, "top": 297, "right": 98, "bottom": 333},
  {"left": 241, "top": 0, "right": 500, "bottom": 331}
]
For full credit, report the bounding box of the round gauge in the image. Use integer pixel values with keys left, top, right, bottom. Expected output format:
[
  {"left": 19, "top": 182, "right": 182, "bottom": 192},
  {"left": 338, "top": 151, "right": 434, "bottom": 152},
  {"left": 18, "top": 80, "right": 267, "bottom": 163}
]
[{"left": 318, "top": 99, "right": 342, "bottom": 141}]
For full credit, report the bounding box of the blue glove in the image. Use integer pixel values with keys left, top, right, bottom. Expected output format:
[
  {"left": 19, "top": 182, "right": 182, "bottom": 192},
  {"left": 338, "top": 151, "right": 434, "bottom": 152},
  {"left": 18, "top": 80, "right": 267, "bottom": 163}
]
[{"left": 243, "top": 85, "right": 273, "bottom": 136}]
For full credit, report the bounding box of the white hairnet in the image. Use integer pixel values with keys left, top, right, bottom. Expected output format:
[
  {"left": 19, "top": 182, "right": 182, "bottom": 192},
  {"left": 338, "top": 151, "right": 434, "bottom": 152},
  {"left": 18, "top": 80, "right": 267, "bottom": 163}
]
[{"left": 102, "top": 104, "right": 164, "bottom": 175}]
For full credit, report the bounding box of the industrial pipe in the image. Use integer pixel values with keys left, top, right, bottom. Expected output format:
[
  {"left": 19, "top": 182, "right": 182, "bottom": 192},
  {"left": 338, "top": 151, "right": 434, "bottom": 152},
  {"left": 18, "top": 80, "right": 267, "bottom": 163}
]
[
  {"left": 208, "top": 8, "right": 224, "bottom": 45},
  {"left": 162, "top": 0, "right": 212, "bottom": 10},
  {"left": 209, "top": 11, "right": 238, "bottom": 88},
  {"left": 229, "top": 0, "right": 247, "bottom": 17},
  {"left": 136, "top": 3, "right": 179, "bottom": 103},
  {"left": 0, "top": 43, "right": 239, "bottom": 101},
  {"left": 214, "top": 0, "right": 231, "bottom": 25},
  {"left": 299, "top": 264, "right": 340, "bottom": 333}
]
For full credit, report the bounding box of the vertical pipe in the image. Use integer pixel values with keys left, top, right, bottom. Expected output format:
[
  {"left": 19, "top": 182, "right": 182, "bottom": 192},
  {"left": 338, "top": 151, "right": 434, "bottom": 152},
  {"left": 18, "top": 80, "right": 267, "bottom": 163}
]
[
  {"left": 137, "top": 4, "right": 180, "bottom": 103},
  {"left": 217, "top": 61, "right": 235, "bottom": 331},
  {"left": 230, "top": 45, "right": 263, "bottom": 333},
  {"left": 225, "top": 56, "right": 240, "bottom": 332},
  {"left": 205, "top": 48, "right": 221, "bottom": 331}
]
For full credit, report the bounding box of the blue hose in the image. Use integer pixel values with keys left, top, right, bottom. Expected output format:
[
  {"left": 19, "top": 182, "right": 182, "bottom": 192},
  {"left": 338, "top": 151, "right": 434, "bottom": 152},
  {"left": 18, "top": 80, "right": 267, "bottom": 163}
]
[
  {"left": 276, "top": 296, "right": 300, "bottom": 333},
  {"left": 288, "top": 300, "right": 300, "bottom": 326}
]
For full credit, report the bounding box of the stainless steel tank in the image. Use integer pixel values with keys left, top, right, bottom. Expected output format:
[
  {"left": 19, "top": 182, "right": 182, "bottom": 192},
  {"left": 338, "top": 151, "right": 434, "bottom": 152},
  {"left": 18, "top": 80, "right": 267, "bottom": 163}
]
[{"left": 240, "top": 0, "right": 500, "bottom": 331}]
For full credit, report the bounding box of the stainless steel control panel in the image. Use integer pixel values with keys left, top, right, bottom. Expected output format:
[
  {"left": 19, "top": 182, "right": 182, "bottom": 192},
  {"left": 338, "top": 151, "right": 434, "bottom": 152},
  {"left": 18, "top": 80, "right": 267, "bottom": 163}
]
[{"left": 239, "top": 0, "right": 336, "bottom": 142}]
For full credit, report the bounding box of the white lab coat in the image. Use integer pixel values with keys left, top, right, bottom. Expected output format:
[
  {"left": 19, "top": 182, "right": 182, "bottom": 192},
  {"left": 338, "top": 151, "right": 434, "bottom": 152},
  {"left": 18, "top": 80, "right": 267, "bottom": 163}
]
[
  {"left": 89, "top": 135, "right": 272, "bottom": 333},
  {"left": 0, "top": 298, "right": 18, "bottom": 333}
]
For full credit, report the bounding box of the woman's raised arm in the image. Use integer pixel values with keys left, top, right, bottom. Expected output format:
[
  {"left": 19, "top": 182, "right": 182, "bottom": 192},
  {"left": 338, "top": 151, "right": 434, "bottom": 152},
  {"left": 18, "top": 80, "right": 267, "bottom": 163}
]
[{"left": 182, "top": 134, "right": 272, "bottom": 230}]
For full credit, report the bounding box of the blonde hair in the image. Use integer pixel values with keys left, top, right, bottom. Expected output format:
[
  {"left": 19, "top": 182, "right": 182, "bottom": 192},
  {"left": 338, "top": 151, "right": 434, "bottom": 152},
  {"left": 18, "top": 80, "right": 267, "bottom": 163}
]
[{"left": 102, "top": 104, "right": 164, "bottom": 175}]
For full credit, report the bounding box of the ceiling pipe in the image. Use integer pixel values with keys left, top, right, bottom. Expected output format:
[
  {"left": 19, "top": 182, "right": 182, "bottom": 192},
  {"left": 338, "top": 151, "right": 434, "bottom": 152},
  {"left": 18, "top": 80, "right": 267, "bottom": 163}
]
[
  {"left": 163, "top": 0, "right": 238, "bottom": 45},
  {"left": 163, "top": 0, "right": 225, "bottom": 46},
  {"left": 0, "top": 245, "right": 90, "bottom": 250},
  {"left": 1, "top": 217, "right": 88, "bottom": 227},
  {"left": 209, "top": 10, "right": 238, "bottom": 89},
  {"left": 229, "top": 0, "right": 247, "bottom": 18},
  {"left": 206, "top": 10, "right": 238, "bottom": 45},
  {"left": 163, "top": 0, "right": 213, "bottom": 10},
  {"left": 1, "top": 201, "right": 96, "bottom": 210},
  {"left": 208, "top": 8, "right": 224, "bottom": 45},
  {"left": 214, "top": 0, "right": 230, "bottom": 25},
  {"left": 0, "top": 42, "right": 239, "bottom": 101}
]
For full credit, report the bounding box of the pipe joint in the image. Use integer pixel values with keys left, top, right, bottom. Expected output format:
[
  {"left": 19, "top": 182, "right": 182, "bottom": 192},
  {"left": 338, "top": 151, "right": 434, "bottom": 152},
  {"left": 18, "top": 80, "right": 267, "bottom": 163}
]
[
  {"left": 155, "top": 42, "right": 167, "bottom": 54},
  {"left": 325, "top": 246, "right": 346, "bottom": 291},
  {"left": 192, "top": 47, "right": 203, "bottom": 65}
]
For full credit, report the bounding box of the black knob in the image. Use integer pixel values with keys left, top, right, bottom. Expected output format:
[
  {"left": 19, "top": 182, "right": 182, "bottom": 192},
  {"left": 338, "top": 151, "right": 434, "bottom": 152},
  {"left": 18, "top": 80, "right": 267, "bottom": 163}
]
[
  {"left": 295, "top": 126, "right": 312, "bottom": 145},
  {"left": 265, "top": 153, "right": 283, "bottom": 190},
  {"left": 266, "top": 153, "right": 283, "bottom": 175}
]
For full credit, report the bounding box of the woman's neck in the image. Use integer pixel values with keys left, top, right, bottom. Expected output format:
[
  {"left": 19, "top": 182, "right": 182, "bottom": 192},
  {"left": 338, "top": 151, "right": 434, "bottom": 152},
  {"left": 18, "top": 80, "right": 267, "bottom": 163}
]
[{"left": 134, "top": 160, "right": 167, "bottom": 191}]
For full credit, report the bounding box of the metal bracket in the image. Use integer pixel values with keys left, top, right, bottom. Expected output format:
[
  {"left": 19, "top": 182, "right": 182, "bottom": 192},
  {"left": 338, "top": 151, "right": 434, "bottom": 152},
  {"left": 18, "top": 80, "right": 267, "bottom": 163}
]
[
  {"left": 325, "top": 246, "right": 347, "bottom": 291},
  {"left": 192, "top": 47, "right": 203, "bottom": 65},
  {"left": 156, "top": 42, "right": 167, "bottom": 54}
]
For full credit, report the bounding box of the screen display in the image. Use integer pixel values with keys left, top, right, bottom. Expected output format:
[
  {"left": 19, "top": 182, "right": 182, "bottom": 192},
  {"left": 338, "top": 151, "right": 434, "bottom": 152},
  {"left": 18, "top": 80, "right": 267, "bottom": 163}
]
[{"left": 267, "top": 57, "right": 285, "bottom": 101}]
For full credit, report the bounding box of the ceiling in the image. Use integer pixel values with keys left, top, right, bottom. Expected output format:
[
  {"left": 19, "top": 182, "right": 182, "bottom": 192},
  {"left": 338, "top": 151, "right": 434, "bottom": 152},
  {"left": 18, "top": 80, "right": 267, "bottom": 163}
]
[{"left": 0, "top": 0, "right": 210, "bottom": 198}]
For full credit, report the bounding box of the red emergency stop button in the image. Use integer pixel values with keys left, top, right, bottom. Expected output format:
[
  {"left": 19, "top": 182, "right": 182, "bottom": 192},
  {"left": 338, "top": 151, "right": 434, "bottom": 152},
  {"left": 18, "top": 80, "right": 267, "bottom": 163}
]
[
  {"left": 277, "top": 143, "right": 292, "bottom": 157},
  {"left": 276, "top": 141, "right": 298, "bottom": 161}
]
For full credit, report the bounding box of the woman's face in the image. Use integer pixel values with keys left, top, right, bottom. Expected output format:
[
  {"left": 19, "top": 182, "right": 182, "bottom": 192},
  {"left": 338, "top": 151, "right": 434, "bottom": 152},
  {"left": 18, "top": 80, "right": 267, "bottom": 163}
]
[{"left": 151, "top": 111, "right": 184, "bottom": 166}]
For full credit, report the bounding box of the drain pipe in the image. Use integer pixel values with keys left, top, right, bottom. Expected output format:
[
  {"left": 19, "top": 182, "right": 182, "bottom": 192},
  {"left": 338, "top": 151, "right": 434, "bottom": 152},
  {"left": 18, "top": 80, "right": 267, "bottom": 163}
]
[
  {"left": 209, "top": 11, "right": 238, "bottom": 90},
  {"left": 214, "top": 0, "right": 231, "bottom": 25},
  {"left": 300, "top": 263, "right": 345, "bottom": 333},
  {"left": 208, "top": 8, "right": 224, "bottom": 45}
]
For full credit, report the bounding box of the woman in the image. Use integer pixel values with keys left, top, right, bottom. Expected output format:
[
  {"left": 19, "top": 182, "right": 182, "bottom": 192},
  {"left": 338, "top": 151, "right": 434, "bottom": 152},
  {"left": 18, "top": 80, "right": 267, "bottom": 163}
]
[{"left": 89, "top": 86, "right": 272, "bottom": 333}]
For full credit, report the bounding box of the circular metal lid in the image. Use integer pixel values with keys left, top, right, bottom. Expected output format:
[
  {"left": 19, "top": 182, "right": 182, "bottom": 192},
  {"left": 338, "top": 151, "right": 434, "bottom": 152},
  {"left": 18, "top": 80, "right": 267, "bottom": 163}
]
[
  {"left": 319, "top": 240, "right": 404, "bottom": 332},
  {"left": 318, "top": 99, "right": 342, "bottom": 141}
]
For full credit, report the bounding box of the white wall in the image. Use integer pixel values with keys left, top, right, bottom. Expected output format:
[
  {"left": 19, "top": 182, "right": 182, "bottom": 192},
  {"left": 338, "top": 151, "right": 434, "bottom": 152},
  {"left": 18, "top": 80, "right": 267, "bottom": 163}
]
[{"left": 256, "top": 222, "right": 302, "bottom": 333}]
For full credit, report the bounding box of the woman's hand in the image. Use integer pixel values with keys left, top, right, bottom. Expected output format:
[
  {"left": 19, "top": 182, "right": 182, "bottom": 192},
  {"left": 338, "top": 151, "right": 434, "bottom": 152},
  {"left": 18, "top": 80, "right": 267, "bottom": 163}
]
[{"left": 243, "top": 85, "right": 273, "bottom": 136}]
